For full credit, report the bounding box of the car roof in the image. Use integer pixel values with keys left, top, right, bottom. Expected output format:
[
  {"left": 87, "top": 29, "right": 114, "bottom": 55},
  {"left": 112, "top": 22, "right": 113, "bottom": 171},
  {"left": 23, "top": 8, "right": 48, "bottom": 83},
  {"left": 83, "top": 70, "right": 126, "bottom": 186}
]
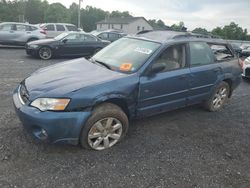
[
  {"left": 0, "top": 22, "right": 36, "bottom": 26},
  {"left": 40, "top": 23, "right": 76, "bottom": 26},
  {"left": 133, "top": 30, "right": 226, "bottom": 44},
  {"left": 92, "top": 30, "right": 126, "bottom": 36}
]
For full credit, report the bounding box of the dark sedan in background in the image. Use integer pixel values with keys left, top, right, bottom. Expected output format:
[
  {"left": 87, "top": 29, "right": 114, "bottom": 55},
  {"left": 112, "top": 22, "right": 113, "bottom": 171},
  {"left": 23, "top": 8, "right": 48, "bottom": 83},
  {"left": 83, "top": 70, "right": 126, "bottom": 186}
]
[
  {"left": 25, "top": 32, "right": 111, "bottom": 60},
  {"left": 92, "top": 30, "right": 126, "bottom": 42},
  {"left": 240, "top": 45, "right": 250, "bottom": 57}
]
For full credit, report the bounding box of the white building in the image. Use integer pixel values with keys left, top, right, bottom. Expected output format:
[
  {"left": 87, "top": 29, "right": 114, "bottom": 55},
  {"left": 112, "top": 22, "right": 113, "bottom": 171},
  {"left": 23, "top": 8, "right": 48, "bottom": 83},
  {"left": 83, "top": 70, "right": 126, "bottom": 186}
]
[{"left": 96, "top": 17, "right": 153, "bottom": 34}]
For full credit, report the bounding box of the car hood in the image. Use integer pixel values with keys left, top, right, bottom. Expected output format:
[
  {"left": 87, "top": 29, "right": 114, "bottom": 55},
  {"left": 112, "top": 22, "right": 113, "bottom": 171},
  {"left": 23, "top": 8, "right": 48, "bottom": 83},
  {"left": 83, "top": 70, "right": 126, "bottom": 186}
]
[
  {"left": 28, "top": 38, "right": 57, "bottom": 45},
  {"left": 24, "top": 58, "right": 127, "bottom": 101}
]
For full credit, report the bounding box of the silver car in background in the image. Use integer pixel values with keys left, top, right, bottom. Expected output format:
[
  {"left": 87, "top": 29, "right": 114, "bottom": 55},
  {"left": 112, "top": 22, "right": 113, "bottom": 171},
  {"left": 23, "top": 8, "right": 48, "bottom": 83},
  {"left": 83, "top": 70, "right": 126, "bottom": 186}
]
[
  {"left": 0, "top": 22, "right": 46, "bottom": 46},
  {"left": 242, "top": 56, "right": 250, "bottom": 79},
  {"left": 39, "top": 23, "right": 78, "bottom": 38}
]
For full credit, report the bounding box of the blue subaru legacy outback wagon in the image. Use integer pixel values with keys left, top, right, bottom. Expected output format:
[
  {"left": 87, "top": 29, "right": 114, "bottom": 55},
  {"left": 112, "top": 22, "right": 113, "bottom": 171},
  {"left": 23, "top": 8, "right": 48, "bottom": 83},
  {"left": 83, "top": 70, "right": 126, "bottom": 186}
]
[{"left": 13, "top": 31, "right": 242, "bottom": 150}]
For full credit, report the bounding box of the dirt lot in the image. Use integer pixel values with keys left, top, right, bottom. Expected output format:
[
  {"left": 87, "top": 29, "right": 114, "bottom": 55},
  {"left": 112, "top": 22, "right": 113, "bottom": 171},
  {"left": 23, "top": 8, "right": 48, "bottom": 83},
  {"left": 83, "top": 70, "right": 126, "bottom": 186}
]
[{"left": 0, "top": 48, "right": 250, "bottom": 188}]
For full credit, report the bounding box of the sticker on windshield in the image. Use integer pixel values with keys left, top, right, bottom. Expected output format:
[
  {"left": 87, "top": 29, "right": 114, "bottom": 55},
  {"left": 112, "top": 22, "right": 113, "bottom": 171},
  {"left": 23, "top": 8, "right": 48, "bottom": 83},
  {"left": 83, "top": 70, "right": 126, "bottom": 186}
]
[
  {"left": 120, "top": 63, "right": 133, "bottom": 71},
  {"left": 134, "top": 47, "right": 152, "bottom": 55}
]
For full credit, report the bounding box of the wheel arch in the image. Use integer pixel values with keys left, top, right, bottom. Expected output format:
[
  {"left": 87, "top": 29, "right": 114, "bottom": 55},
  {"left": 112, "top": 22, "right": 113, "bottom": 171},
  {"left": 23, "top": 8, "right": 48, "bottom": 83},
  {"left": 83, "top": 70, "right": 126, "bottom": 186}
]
[
  {"left": 222, "top": 78, "right": 233, "bottom": 97},
  {"left": 92, "top": 95, "right": 130, "bottom": 119}
]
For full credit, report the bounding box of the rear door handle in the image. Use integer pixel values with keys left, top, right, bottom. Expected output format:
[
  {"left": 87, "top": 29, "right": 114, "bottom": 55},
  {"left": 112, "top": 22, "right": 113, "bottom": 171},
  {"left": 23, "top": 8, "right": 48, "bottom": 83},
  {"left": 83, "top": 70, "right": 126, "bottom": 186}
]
[{"left": 213, "top": 68, "right": 220, "bottom": 73}]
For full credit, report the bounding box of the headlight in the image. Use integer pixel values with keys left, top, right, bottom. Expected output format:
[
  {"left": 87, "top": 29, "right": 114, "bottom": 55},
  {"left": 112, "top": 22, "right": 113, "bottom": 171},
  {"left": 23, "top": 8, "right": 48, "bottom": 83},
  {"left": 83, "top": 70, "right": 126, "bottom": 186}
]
[
  {"left": 244, "top": 60, "right": 250, "bottom": 65},
  {"left": 29, "top": 44, "right": 39, "bottom": 49},
  {"left": 31, "top": 98, "right": 70, "bottom": 111}
]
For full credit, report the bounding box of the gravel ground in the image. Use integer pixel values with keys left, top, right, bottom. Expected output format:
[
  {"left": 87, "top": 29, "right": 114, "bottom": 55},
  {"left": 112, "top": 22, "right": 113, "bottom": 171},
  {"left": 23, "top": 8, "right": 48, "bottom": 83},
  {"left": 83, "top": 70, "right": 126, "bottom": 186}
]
[{"left": 0, "top": 48, "right": 250, "bottom": 188}]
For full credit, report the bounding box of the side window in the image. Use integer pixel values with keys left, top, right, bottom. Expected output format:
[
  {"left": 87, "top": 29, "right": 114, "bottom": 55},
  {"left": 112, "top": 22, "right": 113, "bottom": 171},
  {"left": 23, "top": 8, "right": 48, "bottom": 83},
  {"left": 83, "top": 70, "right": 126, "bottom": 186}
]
[
  {"left": 108, "top": 33, "right": 119, "bottom": 40},
  {"left": 0, "top": 24, "right": 14, "bottom": 31},
  {"left": 84, "top": 34, "right": 97, "bottom": 42},
  {"left": 29, "top": 26, "right": 38, "bottom": 31},
  {"left": 56, "top": 25, "right": 65, "bottom": 31},
  {"left": 189, "top": 42, "right": 215, "bottom": 66},
  {"left": 154, "top": 44, "right": 186, "bottom": 73},
  {"left": 209, "top": 44, "right": 234, "bottom": 61},
  {"left": 16, "top": 24, "right": 26, "bottom": 31},
  {"left": 65, "top": 25, "right": 77, "bottom": 31},
  {"left": 64, "top": 33, "right": 80, "bottom": 43},
  {"left": 98, "top": 33, "right": 108, "bottom": 39},
  {"left": 45, "top": 24, "right": 55, "bottom": 31}
]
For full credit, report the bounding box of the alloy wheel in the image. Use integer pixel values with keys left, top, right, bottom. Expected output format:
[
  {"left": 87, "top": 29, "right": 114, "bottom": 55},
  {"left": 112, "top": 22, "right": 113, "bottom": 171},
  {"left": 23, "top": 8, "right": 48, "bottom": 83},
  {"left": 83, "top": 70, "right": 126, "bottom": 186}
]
[
  {"left": 212, "top": 87, "right": 228, "bottom": 110},
  {"left": 39, "top": 47, "right": 52, "bottom": 60},
  {"left": 87, "top": 117, "right": 123, "bottom": 150}
]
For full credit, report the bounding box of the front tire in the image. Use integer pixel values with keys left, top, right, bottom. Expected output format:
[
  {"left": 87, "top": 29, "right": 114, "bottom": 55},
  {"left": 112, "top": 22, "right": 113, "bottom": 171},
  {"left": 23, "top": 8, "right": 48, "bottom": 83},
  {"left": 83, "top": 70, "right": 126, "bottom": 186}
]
[
  {"left": 80, "top": 103, "right": 129, "bottom": 151},
  {"left": 38, "top": 46, "right": 52, "bottom": 60},
  {"left": 204, "top": 81, "right": 230, "bottom": 112}
]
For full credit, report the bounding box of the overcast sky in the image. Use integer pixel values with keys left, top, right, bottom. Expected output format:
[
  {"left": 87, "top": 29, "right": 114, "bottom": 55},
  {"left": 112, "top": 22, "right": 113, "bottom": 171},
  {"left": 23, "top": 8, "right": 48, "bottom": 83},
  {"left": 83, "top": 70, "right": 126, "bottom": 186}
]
[{"left": 48, "top": 0, "right": 250, "bottom": 32}]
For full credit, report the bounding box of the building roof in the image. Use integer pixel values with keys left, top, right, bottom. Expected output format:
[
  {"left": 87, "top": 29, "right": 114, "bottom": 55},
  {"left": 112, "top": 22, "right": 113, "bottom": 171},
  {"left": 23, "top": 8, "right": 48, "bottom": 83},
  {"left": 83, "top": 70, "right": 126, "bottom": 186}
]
[{"left": 96, "top": 17, "right": 148, "bottom": 24}]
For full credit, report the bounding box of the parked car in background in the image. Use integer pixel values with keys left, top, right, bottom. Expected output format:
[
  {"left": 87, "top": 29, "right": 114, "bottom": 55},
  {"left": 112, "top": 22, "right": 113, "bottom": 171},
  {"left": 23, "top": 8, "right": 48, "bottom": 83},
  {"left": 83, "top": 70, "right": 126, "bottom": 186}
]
[
  {"left": 240, "top": 45, "right": 250, "bottom": 57},
  {"left": 14, "top": 31, "right": 241, "bottom": 151},
  {"left": 242, "top": 56, "right": 250, "bottom": 78},
  {"left": 26, "top": 32, "right": 110, "bottom": 60},
  {"left": 0, "top": 22, "right": 46, "bottom": 45},
  {"left": 92, "top": 30, "right": 126, "bottom": 42},
  {"left": 39, "top": 23, "right": 78, "bottom": 38},
  {"left": 230, "top": 43, "right": 242, "bottom": 56}
]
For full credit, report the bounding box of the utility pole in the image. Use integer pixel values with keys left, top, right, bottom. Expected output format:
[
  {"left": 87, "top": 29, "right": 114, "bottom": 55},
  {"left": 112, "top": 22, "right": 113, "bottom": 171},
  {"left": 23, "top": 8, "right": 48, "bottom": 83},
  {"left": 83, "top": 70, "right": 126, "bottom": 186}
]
[{"left": 78, "top": 0, "right": 82, "bottom": 28}]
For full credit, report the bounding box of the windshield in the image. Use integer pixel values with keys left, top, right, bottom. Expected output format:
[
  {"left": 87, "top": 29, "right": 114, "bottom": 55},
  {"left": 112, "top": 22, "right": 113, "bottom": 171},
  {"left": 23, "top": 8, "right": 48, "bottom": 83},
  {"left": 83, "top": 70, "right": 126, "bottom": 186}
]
[
  {"left": 54, "top": 32, "right": 69, "bottom": 40},
  {"left": 92, "top": 37, "right": 161, "bottom": 73}
]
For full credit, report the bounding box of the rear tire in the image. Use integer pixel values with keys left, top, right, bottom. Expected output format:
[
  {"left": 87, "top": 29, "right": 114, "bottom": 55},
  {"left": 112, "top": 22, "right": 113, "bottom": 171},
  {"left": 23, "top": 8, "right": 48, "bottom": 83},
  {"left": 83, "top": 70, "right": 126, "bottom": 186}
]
[
  {"left": 80, "top": 103, "right": 129, "bottom": 150},
  {"left": 204, "top": 81, "right": 230, "bottom": 112}
]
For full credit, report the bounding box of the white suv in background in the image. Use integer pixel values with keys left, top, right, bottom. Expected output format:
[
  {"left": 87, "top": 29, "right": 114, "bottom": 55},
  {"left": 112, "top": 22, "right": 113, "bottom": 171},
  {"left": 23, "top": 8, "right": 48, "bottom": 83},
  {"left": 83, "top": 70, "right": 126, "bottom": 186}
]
[
  {"left": 39, "top": 23, "right": 79, "bottom": 38},
  {"left": 0, "top": 22, "right": 46, "bottom": 46}
]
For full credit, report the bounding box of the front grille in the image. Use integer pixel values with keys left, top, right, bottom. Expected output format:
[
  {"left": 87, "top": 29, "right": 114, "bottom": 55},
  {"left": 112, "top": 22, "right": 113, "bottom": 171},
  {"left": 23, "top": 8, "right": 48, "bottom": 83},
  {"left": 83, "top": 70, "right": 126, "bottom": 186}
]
[
  {"left": 245, "top": 67, "right": 250, "bottom": 77},
  {"left": 18, "top": 84, "right": 30, "bottom": 104}
]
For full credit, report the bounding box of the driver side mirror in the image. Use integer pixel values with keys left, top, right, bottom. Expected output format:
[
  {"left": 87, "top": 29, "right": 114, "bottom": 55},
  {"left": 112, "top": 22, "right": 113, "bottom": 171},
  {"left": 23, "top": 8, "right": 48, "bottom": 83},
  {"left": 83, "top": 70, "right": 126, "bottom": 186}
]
[
  {"left": 62, "top": 38, "right": 68, "bottom": 43},
  {"left": 149, "top": 63, "right": 166, "bottom": 75}
]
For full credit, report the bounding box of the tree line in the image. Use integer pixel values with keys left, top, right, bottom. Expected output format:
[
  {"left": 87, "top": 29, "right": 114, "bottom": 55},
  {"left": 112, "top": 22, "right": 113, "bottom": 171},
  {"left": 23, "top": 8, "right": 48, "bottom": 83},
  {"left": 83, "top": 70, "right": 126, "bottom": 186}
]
[{"left": 0, "top": 0, "right": 249, "bottom": 40}]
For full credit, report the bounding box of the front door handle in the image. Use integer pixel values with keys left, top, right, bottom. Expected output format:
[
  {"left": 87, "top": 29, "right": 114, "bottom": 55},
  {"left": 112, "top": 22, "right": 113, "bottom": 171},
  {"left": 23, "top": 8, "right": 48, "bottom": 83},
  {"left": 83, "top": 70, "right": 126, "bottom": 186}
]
[
  {"left": 213, "top": 68, "right": 220, "bottom": 73},
  {"left": 179, "top": 75, "right": 188, "bottom": 79}
]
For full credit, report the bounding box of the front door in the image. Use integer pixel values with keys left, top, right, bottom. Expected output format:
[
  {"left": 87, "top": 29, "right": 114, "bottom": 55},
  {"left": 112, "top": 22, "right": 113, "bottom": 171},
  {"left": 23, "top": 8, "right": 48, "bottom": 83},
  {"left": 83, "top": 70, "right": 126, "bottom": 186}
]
[
  {"left": 59, "top": 33, "right": 84, "bottom": 56},
  {"left": 137, "top": 43, "right": 190, "bottom": 117}
]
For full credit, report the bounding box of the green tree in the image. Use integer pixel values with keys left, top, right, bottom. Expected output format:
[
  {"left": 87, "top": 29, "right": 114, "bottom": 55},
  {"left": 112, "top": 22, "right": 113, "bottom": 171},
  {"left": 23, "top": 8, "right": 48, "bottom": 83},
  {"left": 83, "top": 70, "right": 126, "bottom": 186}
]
[
  {"left": 170, "top": 21, "right": 186, "bottom": 31},
  {"left": 192, "top": 27, "right": 209, "bottom": 35},
  {"left": 25, "top": 0, "right": 48, "bottom": 24},
  {"left": 81, "top": 6, "right": 107, "bottom": 31},
  {"left": 109, "top": 11, "right": 132, "bottom": 18},
  {"left": 68, "top": 2, "right": 78, "bottom": 26},
  {"left": 45, "top": 3, "right": 69, "bottom": 23},
  {"left": 148, "top": 19, "right": 168, "bottom": 30}
]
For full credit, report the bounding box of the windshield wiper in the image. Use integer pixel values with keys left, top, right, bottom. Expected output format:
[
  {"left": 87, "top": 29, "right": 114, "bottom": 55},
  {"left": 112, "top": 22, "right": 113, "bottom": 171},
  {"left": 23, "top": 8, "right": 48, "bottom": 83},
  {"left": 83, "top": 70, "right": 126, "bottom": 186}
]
[{"left": 89, "top": 58, "right": 111, "bottom": 70}]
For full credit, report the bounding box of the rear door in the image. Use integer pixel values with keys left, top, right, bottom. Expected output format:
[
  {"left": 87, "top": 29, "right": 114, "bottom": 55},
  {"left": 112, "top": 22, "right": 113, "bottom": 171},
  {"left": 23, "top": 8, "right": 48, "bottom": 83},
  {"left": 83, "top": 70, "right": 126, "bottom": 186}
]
[
  {"left": 44, "top": 24, "right": 56, "bottom": 38},
  {"left": 80, "top": 34, "right": 103, "bottom": 56},
  {"left": 55, "top": 24, "right": 66, "bottom": 36},
  {"left": 187, "top": 42, "right": 222, "bottom": 105}
]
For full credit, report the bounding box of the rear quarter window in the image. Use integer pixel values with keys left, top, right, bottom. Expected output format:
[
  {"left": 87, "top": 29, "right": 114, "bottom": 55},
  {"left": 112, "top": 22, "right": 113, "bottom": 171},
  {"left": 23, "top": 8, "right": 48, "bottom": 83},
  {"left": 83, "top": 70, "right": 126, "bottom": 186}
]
[{"left": 209, "top": 44, "right": 234, "bottom": 61}]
